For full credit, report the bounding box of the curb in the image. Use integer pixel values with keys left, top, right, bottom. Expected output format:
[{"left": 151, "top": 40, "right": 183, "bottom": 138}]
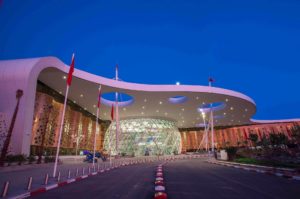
[
  {"left": 207, "top": 160, "right": 300, "bottom": 181},
  {"left": 8, "top": 160, "right": 145, "bottom": 199},
  {"left": 154, "top": 163, "right": 167, "bottom": 199},
  {"left": 7, "top": 155, "right": 208, "bottom": 199}
]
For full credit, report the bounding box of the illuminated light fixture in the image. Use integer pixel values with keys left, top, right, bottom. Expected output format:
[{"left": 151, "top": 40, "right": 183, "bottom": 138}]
[
  {"left": 84, "top": 107, "right": 87, "bottom": 110},
  {"left": 80, "top": 94, "right": 84, "bottom": 97},
  {"left": 230, "top": 107, "right": 234, "bottom": 110},
  {"left": 141, "top": 112, "right": 144, "bottom": 115},
  {"left": 59, "top": 91, "right": 62, "bottom": 94},
  {"left": 144, "top": 99, "right": 147, "bottom": 102},
  {"left": 202, "top": 102, "right": 205, "bottom": 105},
  {"left": 73, "top": 100, "right": 76, "bottom": 103},
  {"left": 196, "top": 96, "right": 199, "bottom": 100},
  {"left": 62, "top": 76, "right": 66, "bottom": 79},
  {"left": 231, "top": 119, "right": 234, "bottom": 122},
  {"left": 93, "top": 105, "right": 96, "bottom": 108},
  {"left": 123, "top": 108, "right": 126, "bottom": 111},
  {"left": 164, "top": 112, "right": 168, "bottom": 115},
  {"left": 245, "top": 108, "right": 248, "bottom": 112},
  {"left": 223, "top": 112, "right": 226, "bottom": 115},
  {"left": 104, "top": 112, "right": 107, "bottom": 116},
  {"left": 225, "top": 98, "right": 229, "bottom": 102},
  {"left": 156, "top": 110, "right": 159, "bottom": 113},
  {"left": 182, "top": 120, "right": 185, "bottom": 123},
  {"left": 181, "top": 108, "right": 184, "bottom": 111},
  {"left": 142, "top": 106, "right": 145, "bottom": 109},
  {"left": 159, "top": 101, "right": 163, "bottom": 105},
  {"left": 176, "top": 82, "right": 180, "bottom": 85}
]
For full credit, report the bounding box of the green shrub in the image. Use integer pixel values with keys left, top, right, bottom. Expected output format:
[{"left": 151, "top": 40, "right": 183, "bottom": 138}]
[
  {"left": 44, "top": 156, "right": 55, "bottom": 163},
  {"left": 27, "top": 155, "right": 36, "bottom": 164},
  {"left": 15, "top": 154, "right": 26, "bottom": 165},
  {"left": 225, "top": 147, "right": 238, "bottom": 161}
]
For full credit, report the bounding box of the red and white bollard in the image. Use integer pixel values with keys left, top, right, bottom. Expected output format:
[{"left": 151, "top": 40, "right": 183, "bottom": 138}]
[{"left": 154, "top": 192, "right": 167, "bottom": 199}]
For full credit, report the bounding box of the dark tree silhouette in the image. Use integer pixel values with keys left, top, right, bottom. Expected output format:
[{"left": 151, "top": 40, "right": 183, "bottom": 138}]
[{"left": 0, "top": 89, "right": 23, "bottom": 166}]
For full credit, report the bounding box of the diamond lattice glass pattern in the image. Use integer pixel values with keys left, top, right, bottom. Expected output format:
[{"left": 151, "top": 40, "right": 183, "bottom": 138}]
[{"left": 104, "top": 118, "right": 181, "bottom": 156}]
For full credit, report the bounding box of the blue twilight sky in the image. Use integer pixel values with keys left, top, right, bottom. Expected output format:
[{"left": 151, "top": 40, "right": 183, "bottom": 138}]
[{"left": 0, "top": 0, "right": 299, "bottom": 120}]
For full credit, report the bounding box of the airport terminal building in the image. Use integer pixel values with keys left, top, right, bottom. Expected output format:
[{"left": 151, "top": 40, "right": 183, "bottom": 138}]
[{"left": 0, "top": 57, "right": 299, "bottom": 156}]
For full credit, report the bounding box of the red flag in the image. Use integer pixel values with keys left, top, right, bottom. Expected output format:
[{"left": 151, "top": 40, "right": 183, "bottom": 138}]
[
  {"left": 208, "top": 77, "right": 215, "bottom": 82},
  {"left": 67, "top": 54, "right": 75, "bottom": 86},
  {"left": 111, "top": 104, "right": 114, "bottom": 120},
  {"left": 97, "top": 90, "right": 102, "bottom": 108}
]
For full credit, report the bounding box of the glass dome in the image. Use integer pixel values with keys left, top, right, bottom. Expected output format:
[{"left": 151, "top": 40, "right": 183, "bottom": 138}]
[{"left": 103, "top": 118, "right": 181, "bottom": 156}]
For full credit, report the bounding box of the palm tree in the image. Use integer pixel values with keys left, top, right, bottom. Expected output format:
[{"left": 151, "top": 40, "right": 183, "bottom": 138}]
[{"left": 0, "top": 89, "right": 23, "bottom": 166}]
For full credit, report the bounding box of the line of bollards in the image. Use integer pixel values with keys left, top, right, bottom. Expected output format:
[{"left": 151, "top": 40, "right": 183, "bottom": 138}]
[{"left": 1, "top": 155, "right": 200, "bottom": 198}]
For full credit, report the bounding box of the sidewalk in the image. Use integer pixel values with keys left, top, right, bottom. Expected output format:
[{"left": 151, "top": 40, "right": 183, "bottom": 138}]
[
  {"left": 0, "top": 160, "right": 102, "bottom": 197},
  {"left": 207, "top": 159, "right": 300, "bottom": 181}
]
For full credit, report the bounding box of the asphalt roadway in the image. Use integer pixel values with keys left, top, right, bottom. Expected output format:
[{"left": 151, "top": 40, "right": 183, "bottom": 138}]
[{"left": 32, "top": 159, "right": 300, "bottom": 199}]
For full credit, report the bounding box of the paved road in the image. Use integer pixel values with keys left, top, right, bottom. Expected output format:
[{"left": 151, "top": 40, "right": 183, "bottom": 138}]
[
  {"left": 32, "top": 162, "right": 159, "bottom": 199},
  {"left": 165, "top": 159, "right": 300, "bottom": 199}
]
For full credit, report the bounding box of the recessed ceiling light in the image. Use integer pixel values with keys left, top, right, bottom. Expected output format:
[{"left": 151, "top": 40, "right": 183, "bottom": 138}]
[
  {"left": 84, "top": 107, "right": 87, "bottom": 110},
  {"left": 141, "top": 112, "right": 144, "bottom": 115},
  {"left": 80, "top": 94, "right": 83, "bottom": 97},
  {"left": 62, "top": 76, "right": 66, "bottom": 79},
  {"left": 223, "top": 112, "right": 226, "bottom": 115},
  {"left": 176, "top": 82, "right": 180, "bottom": 85},
  {"left": 73, "top": 100, "right": 76, "bottom": 103},
  {"left": 202, "top": 102, "right": 205, "bottom": 105},
  {"left": 181, "top": 108, "right": 184, "bottom": 111},
  {"left": 142, "top": 106, "right": 145, "bottom": 109},
  {"left": 225, "top": 98, "right": 229, "bottom": 102},
  {"left": 196, "top": 96, "right": 199, "bottom": 100},
  {"left": 144, "top": 99, "right": 147, "bottom": 102},
  {"left": 245, "top": 108, "right": 248, "bottom": 112},
  {"left": 123, "top": 108, "right": 126, "bottom": 111},
  {"left": 159, "top": 101, "right": 163, "bottom": 105},
  {"left": 59, "top": 91, "right": 62, "bottom": 94},
  {"left": 164, "top": 112, "right": 168, "bottom": 115},
  {"left": 156, "top": 110, "right": 159, "bottom": 113},
  {"left": 230, "top": 107, "right": 234, "bottom": 110},
  {"left": 93, "top": 105, "right": 96, "bottom": 108}
]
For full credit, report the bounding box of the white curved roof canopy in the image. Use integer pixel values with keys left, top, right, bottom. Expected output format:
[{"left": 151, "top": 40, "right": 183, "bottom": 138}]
[{"left": 35, "top": 57, "right": 257, "bottom": 128}]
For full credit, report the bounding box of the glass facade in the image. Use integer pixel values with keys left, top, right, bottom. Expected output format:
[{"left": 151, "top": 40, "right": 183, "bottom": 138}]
[{"left": 104, "top": 118, "right": 182, "bottom": 156}]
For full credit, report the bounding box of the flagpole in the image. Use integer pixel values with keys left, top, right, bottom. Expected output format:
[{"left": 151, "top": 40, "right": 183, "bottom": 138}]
[
  {"left": 53, "top": 53, "right": 74, "bottom": 178},
  {"left": 115, "top": 64, "right": 119, "bottom": 156},
  {"left": 208, "top": 78, "right": 215, "bottom": 153},
  {"left": 93, "top": 85, "right": 101, "bottom": 167},
  {"left": 53, "top": 85, "right": 69, "bottom": 177}
]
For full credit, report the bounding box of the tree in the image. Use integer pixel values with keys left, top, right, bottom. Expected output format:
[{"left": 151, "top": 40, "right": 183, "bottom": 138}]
[
  {"left": 248, "top": 132, "right": 258, "bottom": 147},
  {"left": 0, "top": 89, "right": 23, "bottom": 166},
  {"left": 291, "top": 125, "right": 300, "bottom": 144}
]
